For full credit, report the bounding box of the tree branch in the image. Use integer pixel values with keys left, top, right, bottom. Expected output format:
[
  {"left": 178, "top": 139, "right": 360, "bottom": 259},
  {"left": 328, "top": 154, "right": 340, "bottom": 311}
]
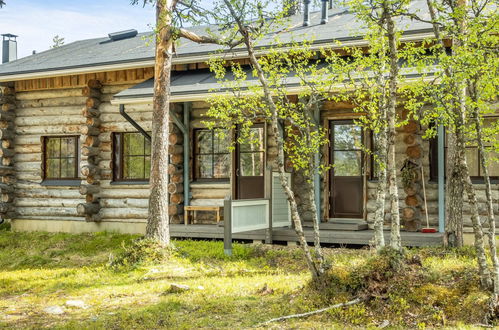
[
  {"left": 257, "top": 297, "right": 367, "bottom": 326},
  {"left": 177, "top": 28, "right": 244, "bottom": 48}
]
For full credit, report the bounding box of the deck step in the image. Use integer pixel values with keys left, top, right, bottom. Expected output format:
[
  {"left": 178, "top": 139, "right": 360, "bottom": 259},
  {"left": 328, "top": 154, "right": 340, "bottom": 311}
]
[{"left": 303, "top": 221, "right": 368, "bottom": 231}]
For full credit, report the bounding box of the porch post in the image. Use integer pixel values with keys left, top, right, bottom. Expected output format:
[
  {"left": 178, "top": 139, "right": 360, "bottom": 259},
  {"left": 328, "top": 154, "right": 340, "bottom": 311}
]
[
  {"left": 223, "top": 197, "right": 232, "bottom": 256},
  {"left": 437, "top": 125, "right": 445, "bottom": 232},
  {"left": 183, "top": 102, "right": 191, "bottom": 207},
  {"left": 314, "top": 106, "right": 321, "bottom": 224}
]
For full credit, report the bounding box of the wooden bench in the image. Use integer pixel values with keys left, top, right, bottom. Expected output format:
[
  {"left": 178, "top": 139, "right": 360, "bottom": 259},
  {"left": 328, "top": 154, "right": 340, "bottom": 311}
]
[{"left": 184, "top": 205, "right": 222, "bottom": 225}]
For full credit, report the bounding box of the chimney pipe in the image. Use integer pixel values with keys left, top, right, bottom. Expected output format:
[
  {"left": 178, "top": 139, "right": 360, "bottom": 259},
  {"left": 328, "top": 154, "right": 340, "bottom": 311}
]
[
  {"left": 321, "top": 0, "right": 329, "bottom": 24},
  {"left": 303, "top": 0, "right": 311, "bottom": 26},
  {"left": 1, "top": 34, "right": 17, "bottom": 64}
]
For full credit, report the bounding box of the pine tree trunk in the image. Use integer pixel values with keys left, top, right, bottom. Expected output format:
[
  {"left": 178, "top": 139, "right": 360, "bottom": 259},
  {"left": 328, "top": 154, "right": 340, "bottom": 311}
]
[
  {"left": 385, "top": 9, "right": 402, "bottom": 251},
  {"left": 146, "top": 0, "right": 174, "bottom": 246}
]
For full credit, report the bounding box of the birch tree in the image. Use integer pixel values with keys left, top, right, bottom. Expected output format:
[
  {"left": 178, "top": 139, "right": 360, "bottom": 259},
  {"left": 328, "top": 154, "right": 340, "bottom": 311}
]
[
  {"left": 407, "top": 0, "right": 498, "bottom": 297},
  {"left": 332, "top": 0, "right": 411, "bottom": 252},
  {"left": 205, "top": 6, "right": 330, "bottom": 280}
]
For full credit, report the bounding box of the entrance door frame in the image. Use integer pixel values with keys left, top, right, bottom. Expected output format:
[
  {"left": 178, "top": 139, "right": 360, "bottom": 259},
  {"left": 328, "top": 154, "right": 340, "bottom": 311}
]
[
  {"left": 231, "top": 122, "right": 267, "bottom": 200},
  {"left": 323, "top": 115, "right": 368, "bottom": 221}
]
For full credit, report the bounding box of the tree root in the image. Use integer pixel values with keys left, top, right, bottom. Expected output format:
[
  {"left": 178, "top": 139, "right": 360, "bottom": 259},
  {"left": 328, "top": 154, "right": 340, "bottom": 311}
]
[{"left": 257, "top": 297, "right": 367, "bottom": 326}]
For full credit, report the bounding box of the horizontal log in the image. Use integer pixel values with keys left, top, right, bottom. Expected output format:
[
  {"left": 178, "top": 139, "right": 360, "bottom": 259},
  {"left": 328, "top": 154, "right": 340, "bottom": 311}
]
[
  {"left": 86, "top": 117, "right": 101, "bottom": 127},
  {"left": 77, "top": 202, "right": 100, "bottom": 215},
  {"left": 100, "top": 198, "right": 148, "bottom": 209},
  {"left": 99, "top": 102, "right": 152, "bottom": 113},
  {"left": 15, "top": 88, "right": 82, "bottom": 100},
  {"left": 2, "top": 139, "right": 13, "bottom": 149},
  {"left": 169, "top": 204, "right": 183, "bottom": 215},
  {"left": 15, "top": 206, "right": 79, "bottom": 217},
  {"left": 168, "top": 164, "right": 182, "bottom": 175},
  {"left": 82, "top": 146, "right": 100, "bottom": 157},
  {"left": 15, "top": 115, "right": 85, "bottom": 127},
  {"left": 0, "top": 95, "right": 15, "bottom": 104},
  {"left": 169, "top": 133, "right": 183, "bottom": 145},
  {"left": 13, "top": 153, "right": 40, "bottom": 163},
  {"left": 0, "top": 165, "right": 14, "bottom": 175},
  {"left": 0, "top": 111, "right": 15, "bottom": 121},
  {"left": 81, "top": 125, "right": 100, "bottom": 136},
  {"left": 1, "top": 103, "right": 15, "bottom": 112},
  {"left": 85, "top": 97, "right": 101, "bottom": 109},
  {"left": 0, "top": 202, "right": 11, "bottom": 213},
  {"left": 100, "top": 112, "right": 152, "bottom": 123},
  {"left": 82, "top": 107, "right": 101, "bottom": 118},
  {"left": 0, "top": 183, "right": 14, "bottom": 193},
  {"left": 0, "top": 148, "right": 15, "bottom": 158},
  {"left": 81, "top": 164, "right": 100, "bottom": 177},
  {"left": 0, "top": 128, "right": 14, "bottom": 140},
  {"left": 16, "top": 105, "right": 82, "bottom": 117},
  {"left": 84, "top": 136, "right": 100, "bottom": 148},
  {"left": 14, "top": 144, "right": 42, "bottom": 154},
  {"left": 168, "top": 182, "right": 183, "bottom": 194},
  {"left": 0, "top": 120, "right": 12, "bottom": 129},
  {"left": 1, "top": 86, "right": 15, "bottom": 95},
  {"left": 170, "top": 154, "right": 183, "bottom": 165},
  {"left": 79, "top": 184, "right": 100, "bottom": 195},
  {"left": 2, "top": 175, "right": 16, "bottom": 185},
  {"left": 82, "top": 86, "right": 102, "bottom": 98},
  {"left": 100, "top": 207, "right": 148, "bottom": 219},
  {"left": 16, "top": 125, "right": 81, "bottom": 135},
  {"left": 17, "top": 96, "right": 86, "bottom": 109},
  {"left": 15, "top": 197, "right": 80, "bottom": 208},
  {"left": 191, "top": 188, "right": 230, "bottom": 200},
  {"left": 15, "top": 188, "right": 82, "bottom": 199},
  {"left": 170, "top": 193, "right": 184, "bottom": 204},
  {"left": 101, "top": 121, "right": 152, "bottom": 133},
  {"left": 2, "top": 157, "right": 12, "bottom": 166},
  {"left": 170, "top": 174, "right": 183, "bottom": 184}
]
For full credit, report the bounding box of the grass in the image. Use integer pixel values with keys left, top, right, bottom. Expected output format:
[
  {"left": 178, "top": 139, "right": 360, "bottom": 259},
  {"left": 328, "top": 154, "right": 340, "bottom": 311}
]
[{"left": 0, "top": 225, "right": 493, "bottom": 329}]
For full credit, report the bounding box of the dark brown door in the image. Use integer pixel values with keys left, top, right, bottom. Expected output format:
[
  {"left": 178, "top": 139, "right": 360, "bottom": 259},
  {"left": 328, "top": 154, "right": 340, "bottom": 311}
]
[
  {"left": 235, "top": 124, "right": 265, "bottom": 199},
  {"left": 329, "top": 120, "right": 363, "bottom": 218}
]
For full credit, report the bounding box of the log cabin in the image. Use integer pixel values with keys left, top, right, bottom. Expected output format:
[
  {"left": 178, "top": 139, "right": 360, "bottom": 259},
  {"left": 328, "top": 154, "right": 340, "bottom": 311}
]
[{"left": 0, "top": 3, "right": 497, "bottom": 246}]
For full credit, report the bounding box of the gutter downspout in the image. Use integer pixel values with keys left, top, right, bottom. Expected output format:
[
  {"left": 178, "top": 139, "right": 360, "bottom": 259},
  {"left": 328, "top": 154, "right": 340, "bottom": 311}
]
[
  {"left": 119, "top": 104, "right": 151, "bottom": 141},
  {"left": 314, "top": 106, "right": 321, "bottom": 224},
  {"left": 183, "top": 102, "right": 191, "bottom": 207},
  {"left": 438, "top": 125, "right": 445, "bottom": 232}
]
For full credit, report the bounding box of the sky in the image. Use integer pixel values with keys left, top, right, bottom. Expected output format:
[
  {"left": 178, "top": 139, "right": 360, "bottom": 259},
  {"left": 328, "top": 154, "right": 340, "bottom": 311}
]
[{"left": 0, "top": 0, "right": 156, "bottom": 59}]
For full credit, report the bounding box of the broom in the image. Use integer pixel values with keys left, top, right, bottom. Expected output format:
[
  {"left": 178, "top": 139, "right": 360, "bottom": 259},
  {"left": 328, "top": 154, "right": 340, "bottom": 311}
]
[{"left": 420, "top": 165, "right": 437, "bottom": 233}]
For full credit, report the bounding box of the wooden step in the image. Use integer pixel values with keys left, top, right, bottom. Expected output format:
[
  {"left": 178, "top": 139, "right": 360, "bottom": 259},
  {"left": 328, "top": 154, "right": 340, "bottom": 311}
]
[{"left": 303, "top": 221, "right": 368, "bottom": 231}]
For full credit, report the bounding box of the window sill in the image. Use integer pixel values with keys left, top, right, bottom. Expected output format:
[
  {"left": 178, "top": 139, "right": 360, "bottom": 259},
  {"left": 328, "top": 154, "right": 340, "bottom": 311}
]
[
  {"left": 191, "top": 180, "right": 230, "bottom": 185},
  {"left": 41, "top": 179, "right": 81, "bottom": 187},
  {"left": 110, "top": 181, "right": 149, "bottom": 186}
]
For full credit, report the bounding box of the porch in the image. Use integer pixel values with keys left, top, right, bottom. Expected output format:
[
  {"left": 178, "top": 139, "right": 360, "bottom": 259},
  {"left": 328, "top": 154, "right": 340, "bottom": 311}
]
[{"left": 170, "top": 224, "right": 444, "bottom": 247}]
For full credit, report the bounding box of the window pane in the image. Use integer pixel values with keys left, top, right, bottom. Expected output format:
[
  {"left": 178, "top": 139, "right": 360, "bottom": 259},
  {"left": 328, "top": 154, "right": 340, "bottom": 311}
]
[
  {"left": 466, "top": 148, "right": 479, "bottom": 176},
  {"left": 124, "top": 156, "right": 145, "bottom": 179},
  {"left": 196, "top": 155, "right": 213, "bottom": 178},
  {"left": 60, "top": 137, "right": 76, "bottom": 157},
  {"left": 145, "top": 138, "right": 151, "bottom": 155},
  {"left": 214, "top": 130, "right": 230, "bottom": 154},
  {"left": 196, "top": 130, "right": 212, "bottom": 154},
  {"left": 240, "top": 127, "right": 264, "bottom": 152},
  {"left": 213, "top": 154, "right": 230, "bottom": 178},
  {"left": 334, "top": 124, "right": 361, "bottom": 150},
  {"left": 61, "top": 158, "right": 76, "bottom": 178},
  {"left": 124, "top": 133, "right": 145, "bottom": 156},
  {"left": 334, "top": 151, "right": 362, "bottom": 176},
  {"left": 240, "top": 152, "right": 264, "bottom": 176},
  {"left": 46, "top": 159, "right": 60, "bottom": 178},
  {"left": 46, "top": 138, "right": 60, "bottom": 158}
]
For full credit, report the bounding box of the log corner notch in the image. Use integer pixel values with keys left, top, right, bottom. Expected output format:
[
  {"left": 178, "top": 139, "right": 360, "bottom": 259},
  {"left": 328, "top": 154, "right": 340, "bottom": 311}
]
[
  {"left": 401, "top": 110, "right": 423, "bottom": 232},
  {"left": 0, "top": 83, "right": 16, "bottom": 219},
  {"left": 168, "top": 104, "right": 185, "bottom": 224},
  {"left": 78, "top": 79, "right": 102, "bottom": 222}
]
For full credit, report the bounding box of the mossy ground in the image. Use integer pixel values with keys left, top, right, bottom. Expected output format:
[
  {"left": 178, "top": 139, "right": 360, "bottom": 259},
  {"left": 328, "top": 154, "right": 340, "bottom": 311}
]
[{"left": 0, "top": 225, "right": 492, "bottom": 329}]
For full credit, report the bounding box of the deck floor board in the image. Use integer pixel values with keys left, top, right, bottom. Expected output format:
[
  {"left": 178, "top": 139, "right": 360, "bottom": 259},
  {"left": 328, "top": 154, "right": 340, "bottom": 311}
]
[{"left": 170, "top": 225, "right": 444, "bottom": 246}]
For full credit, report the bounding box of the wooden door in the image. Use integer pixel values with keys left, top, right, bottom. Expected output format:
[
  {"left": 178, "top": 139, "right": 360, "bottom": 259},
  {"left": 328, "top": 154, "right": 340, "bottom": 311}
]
[
  {"left": 329, "top": 120, "right": 364, "bottom": 218},
  {"left": 235, "top": 124, "right": 265, "bottom": 199}
]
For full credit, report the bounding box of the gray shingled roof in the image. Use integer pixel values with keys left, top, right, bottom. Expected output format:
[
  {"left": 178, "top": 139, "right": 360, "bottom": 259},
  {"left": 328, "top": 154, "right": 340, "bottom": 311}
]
[{"left": 0, "top": 2, "right": 432, "bottom": 77}]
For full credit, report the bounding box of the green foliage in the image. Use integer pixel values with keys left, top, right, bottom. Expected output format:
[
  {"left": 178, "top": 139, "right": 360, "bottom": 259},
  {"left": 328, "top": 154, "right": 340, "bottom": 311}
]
[{"left": 109, "top": 238, "right": 173, "bottom": 270}]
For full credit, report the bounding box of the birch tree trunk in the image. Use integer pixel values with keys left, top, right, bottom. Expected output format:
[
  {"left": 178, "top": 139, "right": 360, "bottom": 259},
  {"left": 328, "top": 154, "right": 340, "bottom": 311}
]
[
  {"left": 373, "top": 128, "right": 388, "bottom": 249},
  {"left": 223, "top": 0, "right": 325, "bottom": 280},
  {"left": 146, "top": 0, "right": 175, "bottom": 245},
  {"left": 385, "top": 9, "right": 402, "bottom": 251},
  {"left": 445, "top": 132, "right": 464, "bottom": 247},
  {"left": 471, "top": 101, "right": 499, "bottom": 299}
]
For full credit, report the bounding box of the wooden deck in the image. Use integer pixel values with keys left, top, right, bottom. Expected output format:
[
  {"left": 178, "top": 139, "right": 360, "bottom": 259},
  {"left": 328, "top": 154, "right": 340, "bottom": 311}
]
[{"left": 170, "top": 224, "right": 444, "bottom": 247}]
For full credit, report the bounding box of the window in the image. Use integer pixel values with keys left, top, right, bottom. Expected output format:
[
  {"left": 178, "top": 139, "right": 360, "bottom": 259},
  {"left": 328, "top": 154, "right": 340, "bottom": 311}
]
[
  {"left": 113, "top": 132, "right": 151, "bottom": 182},
  {"left": 430, "top": 117, "right": 499, "bottom": 181},
  {"left": 42, "top": 136, "right": 79, "bottom": 180},
  {"left": 194, "top": 129, "right": 230, "bottom": 180}
]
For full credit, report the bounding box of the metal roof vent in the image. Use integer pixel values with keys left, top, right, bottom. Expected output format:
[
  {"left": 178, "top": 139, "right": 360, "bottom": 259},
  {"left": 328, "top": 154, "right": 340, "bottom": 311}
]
[{"left": 108, "top": 29, "right": 138, "bottom": 41}]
